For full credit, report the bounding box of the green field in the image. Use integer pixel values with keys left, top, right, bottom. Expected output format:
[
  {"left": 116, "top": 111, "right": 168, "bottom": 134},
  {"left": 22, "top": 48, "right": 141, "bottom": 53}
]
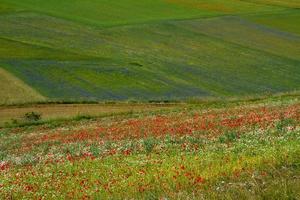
[
  {"left": 0, "top": 0, "right": 299, "bottom": 103},
  {"left": 246, "top": 9, "right": 300, "bottom": 35},
  {"left": 0, "top": 0, "right": 284, "bottom": 27}
]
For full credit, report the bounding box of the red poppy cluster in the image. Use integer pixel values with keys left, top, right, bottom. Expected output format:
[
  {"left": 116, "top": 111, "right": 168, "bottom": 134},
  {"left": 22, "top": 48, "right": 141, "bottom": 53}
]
[{"left": 18, "top": 103, "right": 299, "bottom": 152}]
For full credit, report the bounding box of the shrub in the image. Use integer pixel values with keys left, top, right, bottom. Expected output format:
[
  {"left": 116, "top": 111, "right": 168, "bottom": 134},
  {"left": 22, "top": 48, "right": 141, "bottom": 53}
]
[
  {"left": 10, "top": 118, "right": 19, "bottom": 125},
  {"left": 24, "top": 112, "right": 42, "bottom": 122}
]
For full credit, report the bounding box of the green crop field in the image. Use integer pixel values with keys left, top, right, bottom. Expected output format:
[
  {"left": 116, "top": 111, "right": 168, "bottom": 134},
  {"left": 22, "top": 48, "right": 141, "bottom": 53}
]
[
  {"left": 246, "top": 9, "right": 300, "bottom": 35},
  {"left": 0, "top": 0, "right": 299, "bottom": 103}
]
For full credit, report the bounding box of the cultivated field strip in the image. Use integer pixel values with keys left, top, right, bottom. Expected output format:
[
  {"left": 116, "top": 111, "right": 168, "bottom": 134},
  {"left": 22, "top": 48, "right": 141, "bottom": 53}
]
[
  {"left": 0, "top": 0, "right": 286, "bottom": 27},
  {"left": 0, "top": 11, "right": 299, "bottom": 101},
  {"left": 245, "top": 9, "right": 300, "bottom": 35},
  {"left": 0, "top": 0, "right": 299, "bottom": 102}
]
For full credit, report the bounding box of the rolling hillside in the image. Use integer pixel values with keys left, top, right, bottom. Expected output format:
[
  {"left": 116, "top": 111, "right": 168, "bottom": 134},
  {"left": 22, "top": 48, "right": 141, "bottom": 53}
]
[{"left": 0, "top": 0, "right": 299, "bottom": 103}]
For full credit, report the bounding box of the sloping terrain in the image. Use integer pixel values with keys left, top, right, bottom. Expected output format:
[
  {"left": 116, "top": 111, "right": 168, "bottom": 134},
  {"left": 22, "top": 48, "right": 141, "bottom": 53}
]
[
  {"left": 0, "top": 68, "right": 45, "bottom": 104},
  {"left": 0, "top": 0, "right": 284, "bottom": 26},
  {"left": 0, "top": 95, "right": 299, "bottom": 198},
  {"left": 241, "top": 0, "right": 300, "bottom": 8},
  {"left": 246, "top": 9, "right": 300, "bottom": 35},
  {"left": 0, "top": 0, "right": 299, "bottom": 102}
]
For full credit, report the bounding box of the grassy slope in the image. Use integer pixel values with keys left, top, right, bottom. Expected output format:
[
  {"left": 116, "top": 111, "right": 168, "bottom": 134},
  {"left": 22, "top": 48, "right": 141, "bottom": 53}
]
[
  {"left": 0, "top": 0, "right": 216, "bottom": 27},
  {"left": 242, "top": 0, "right": 300, "bottom": 8},
  {"left": 0, "top": 68, "right": 45, "bottom": 104},
  {"left": 246, "top": 9, "right": 300, "bottom": 35},
  {"left": 0, "top": 0, "right": 299, "bottom": 102},
  {"left": 165, "top": 0, "right": 284, "bottom": 14},
  {"left": 0, "top": 95, "right": 299, "bottom": 199},
  {"left": 0, "top": 0, "right": 284, "bottom": 27}
]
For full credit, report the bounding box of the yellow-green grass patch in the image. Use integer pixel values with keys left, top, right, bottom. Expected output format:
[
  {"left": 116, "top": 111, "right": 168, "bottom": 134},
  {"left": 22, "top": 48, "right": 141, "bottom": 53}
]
[
  {"left": 165, "top": 0, "right": 283, "bottom": 14},
  {"left": 0, "top": 103, "right": 178, "bottom": 126},
  {"left": 246, "top": 10, "right": 300, "bottom": 35},
  {"left": 0, "top": 67, "right": 46, "bottom": 105},
  {"left": 242, "top": 0, "right": 300, "bottom": 8}
]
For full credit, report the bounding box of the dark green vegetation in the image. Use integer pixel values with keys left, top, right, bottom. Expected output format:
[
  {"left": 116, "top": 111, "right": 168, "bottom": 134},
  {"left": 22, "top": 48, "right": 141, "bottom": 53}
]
[{"left": 0, "top": 0, "right": 299, "bottom": 103}]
